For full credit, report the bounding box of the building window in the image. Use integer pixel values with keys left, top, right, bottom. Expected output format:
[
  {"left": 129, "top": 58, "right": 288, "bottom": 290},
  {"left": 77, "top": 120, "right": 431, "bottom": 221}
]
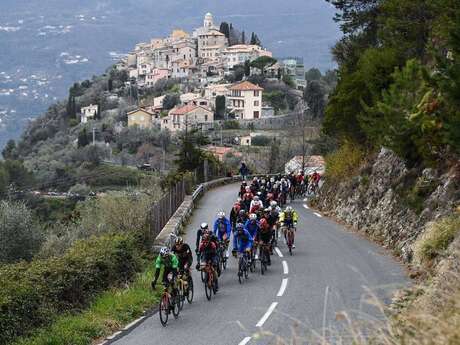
[
  {"left": 254, "top": 101, "right": 259, "bottom": 106},
  {"left": 254, "top": 90, "right": 260, "bottom": 97},
  {"left": 205, "top": 115, "right": 208, "bottom": 121},
  {"left": 254, "top": 111, "right": 260, "bottom": 119}
]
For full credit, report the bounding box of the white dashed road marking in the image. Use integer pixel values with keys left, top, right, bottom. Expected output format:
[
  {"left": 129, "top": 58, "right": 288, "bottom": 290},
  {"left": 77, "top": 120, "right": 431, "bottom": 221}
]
[
  {"left": 314, "top": 212, "right": 323, "bottom": 218},
  {"left": 275, "top": 247, "right": 283, "bottom": 258},
  {"left": 238, "top": 336, "right": 252, "bottom": 345},
  {"left": 277, "top": 278, "right": 288, "bottom": 297},
  {"left": 256, "top": 302, "right": 278, "bottom": 327},
  {"left": 303, "top": 204, "right": 309, "bottom": 209},
  {"left": 282, "top": 260, "right": 289, "bottom": 274}
]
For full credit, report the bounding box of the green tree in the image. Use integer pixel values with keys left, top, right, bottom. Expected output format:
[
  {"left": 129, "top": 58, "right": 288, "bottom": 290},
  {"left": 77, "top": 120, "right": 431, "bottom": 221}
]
[
  {"left": 304, "top": 80, "right": 326, "bottom": 118},
  {"left": 250, "top": 32, "right": 262, "bottom": 46},
  {"left": 2, "top": 139, "right": 17, "bottom": 160},
  {"left": 219, "top": 22, "right": 231, "bottom": 38},
  {"left": 175, "top": 129, "right": 210, "bottom": 172},
  {"left": 78, "top": 128, "right": 90, "bottom": 148},
  {"left": 215, "top": 95, "right": 226, "bottom": 119},
  {"left": 305, "top": 68, "right": 322, "bottom": 82},
  {"left": 244, "top": 60, "right": 251, "bottom": 76},
  {"left": 163, "top": 94, "right": 180, "bottom": 110},
  {"left": 250, "top": 56, "right": 277, "bottom": 76},
  {"left": 0, "top": 200, "right": 42, "bottom": 263}
]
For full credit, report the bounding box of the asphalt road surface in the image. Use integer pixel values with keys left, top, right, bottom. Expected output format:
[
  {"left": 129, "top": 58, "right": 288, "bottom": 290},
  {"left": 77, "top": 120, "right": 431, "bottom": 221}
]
[{"left": 113, "top": 183, "right": 407, "bottom": 345}]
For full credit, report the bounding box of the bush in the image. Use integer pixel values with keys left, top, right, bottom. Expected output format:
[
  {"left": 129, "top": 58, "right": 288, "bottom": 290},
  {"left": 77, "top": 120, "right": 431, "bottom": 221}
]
[
  {"left": 222, "top": 120, "right": 240, "bottom": 130},
  {"left": 251, "top": 135, "right": 273, "bottom": 147},
  {"left": 414, "top": 214, "right": 460, "bottom": 265},
  {"left": 0, "top": 201, "right": 42, "bottom": 263},
  {"left": 325, "top": 141, "right": 365, "bottom": 181},
  {"left": 0, "top": 234, "right": 141, "bottom": 345},
  {"left": 79, "top": 164, "right": 144, "bottom": 188},
  {"left": 68, "top": 183, "right": 91, "bottom": 196}
]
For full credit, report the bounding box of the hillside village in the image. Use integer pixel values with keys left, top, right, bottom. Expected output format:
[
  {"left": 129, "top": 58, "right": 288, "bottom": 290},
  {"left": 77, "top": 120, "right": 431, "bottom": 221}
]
[
  {"left": 82, "top": 13, "right": 309, "bottom": 134},
  {"left": 0, "top": 11, "right": 336, "bottom": 200}
]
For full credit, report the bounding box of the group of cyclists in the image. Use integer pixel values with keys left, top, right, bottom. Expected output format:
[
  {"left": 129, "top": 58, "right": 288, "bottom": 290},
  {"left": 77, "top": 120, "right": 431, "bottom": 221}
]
[{"left": 152, "top": 171, "right": 320, "bottom": 325}]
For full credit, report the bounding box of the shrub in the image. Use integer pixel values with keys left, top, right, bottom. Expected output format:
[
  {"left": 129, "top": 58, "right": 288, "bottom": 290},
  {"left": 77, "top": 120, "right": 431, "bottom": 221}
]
[
  {"left": 251, "top": 135, "right": 273, "bottom": 147},
  {"left": 222, "top": 120, "right": 240, "bottom": 130},
  {"left": 0, "top": 201, "right": 42, "bottom": 263},
  {"left": 68, "top": 183, "right": 91, "bottom": 196},
  {"left": 0, "top": 234, "right": 141, "bottom": 345},
  {"left": 325, "top": 141, "right": 365, "bottom": 181},
  {"left": 414, "top": 214, "right": 460, "bottom": 265}
]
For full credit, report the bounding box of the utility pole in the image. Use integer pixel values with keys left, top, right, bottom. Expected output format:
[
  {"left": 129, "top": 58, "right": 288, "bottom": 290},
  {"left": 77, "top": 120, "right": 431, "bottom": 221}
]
[{"left": 92, "top": 127, "right": 96, "bottom": 145}]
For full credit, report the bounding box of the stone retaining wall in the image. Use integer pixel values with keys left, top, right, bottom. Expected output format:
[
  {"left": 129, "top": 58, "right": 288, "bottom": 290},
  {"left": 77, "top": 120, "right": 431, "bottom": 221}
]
[{"left": 153, "top": 176, "right": 240, "bottom": 251}]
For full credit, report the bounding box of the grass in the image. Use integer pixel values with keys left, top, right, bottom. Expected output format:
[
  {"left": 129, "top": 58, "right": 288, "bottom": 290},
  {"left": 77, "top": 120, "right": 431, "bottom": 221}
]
[
  {"left": 325, "top": 141, "right": 365, "bottom": 182},
  {"left": 414, "top": 214, "right": 460, "bottom": 265},
  {"left": 12, "top": 265, "right": 160, "bottom": 345}
]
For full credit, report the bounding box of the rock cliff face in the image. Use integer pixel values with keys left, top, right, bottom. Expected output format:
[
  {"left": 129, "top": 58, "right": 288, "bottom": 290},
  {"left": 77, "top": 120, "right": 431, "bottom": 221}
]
[{"left": 314, "top": 148, "right": 459, "bottom": 262}]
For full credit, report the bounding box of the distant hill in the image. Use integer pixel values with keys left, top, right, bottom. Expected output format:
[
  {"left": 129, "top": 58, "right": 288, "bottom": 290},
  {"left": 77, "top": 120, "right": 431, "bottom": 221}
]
[{"left": 0, "top": 0, "right": 340, "bottom": 147}]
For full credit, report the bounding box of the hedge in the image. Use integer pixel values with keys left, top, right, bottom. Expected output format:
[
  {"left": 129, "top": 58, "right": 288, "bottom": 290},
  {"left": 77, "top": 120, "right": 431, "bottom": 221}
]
[{"left": 0, "top": 234, "right": 142, "bottom": 345}]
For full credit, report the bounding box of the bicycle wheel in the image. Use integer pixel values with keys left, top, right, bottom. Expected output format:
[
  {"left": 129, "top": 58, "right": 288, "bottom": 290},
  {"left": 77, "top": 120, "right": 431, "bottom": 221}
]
[
  {"left": 222, "top": 255, "right": 227, "bottom": 270},
  {"left": 244, "top": 265, "right": 249, "bottom": 279},
  {"left": 238, "top": 258, "right": 243, "bottom": 284},
  {"left": 260, "top": 255, "right": 265, "bottom": 275},
  {"left": 201, "top": 269, "right": 205, "bottom": 283},
  {"left": 159, "top": 294, "right": 169, "bottom": 327},
  {"left": 186, "top": 276, "right": 194, "bottom": 304},
  {"left": 177, "top": 283, "right": 185, "bottom": 311},
  {"left": 204, "top": 272, "right": 212, "bottom": 300},
  {"left": 172, "top": 292, "right": 180, "bottom": 319}
]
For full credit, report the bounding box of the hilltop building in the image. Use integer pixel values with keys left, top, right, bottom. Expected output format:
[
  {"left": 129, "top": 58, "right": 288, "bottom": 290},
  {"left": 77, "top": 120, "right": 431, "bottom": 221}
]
[
  {"left": 227, "top": 81, "right": 263, "bottom": 120},
  {"left": 162, "top": 104, "right": 214, "bottom": 133},
  {"left": 80, "top": 104, "right": 98, "bottom": 123}
]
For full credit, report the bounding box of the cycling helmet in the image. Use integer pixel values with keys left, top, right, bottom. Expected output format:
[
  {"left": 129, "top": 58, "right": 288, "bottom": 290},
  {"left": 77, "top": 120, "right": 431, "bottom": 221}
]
[
  {"left": 270, "top": 177, "right": 275, "bottom": 183},
  {"left": 249, "top": 213, "right": 257, "bottom": 221},
  {"left": 238, "top": 209, "right": 246, "bottom": 216},
  {"left": 264, "top": 208, "right": 271, "bottom": 213},
  {"left": 217, "top": 211, "right": 225, "bottom": 219},
  {"left": 245, "top": 186, "right": 251, "bottom": 192},
  {"left": 253, "top": 196, "right": 259, "bottom": 201},
  {"left": 159, "top": 247, "right": 170, "bottom": 257},
  {"left": 200, "top": 222, "right": 208, "bottom": 230},
  {"left": 286, "top": 206, "right": 293, "bottom": 212},
  {"left": 236, "top": 222, "right": 244, "bottom": 229},
  {"left": 260, "top": 218, "right": 268, "bottom": 228},
  {"left": 270, "top": 201, "right": 277, "bottom": 207},
  {"left": 175, "top": 237, "right": 183, "bottom": 245},
  {"left": 237, "top": 197, "right": 242, "bottom": 202}
]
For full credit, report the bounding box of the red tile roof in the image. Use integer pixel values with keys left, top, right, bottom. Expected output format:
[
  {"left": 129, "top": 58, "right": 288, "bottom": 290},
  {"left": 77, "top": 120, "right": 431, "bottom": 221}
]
[
  {"left": 169, "top": 104, "right": 212, "bottom": 116},
  {"left": 229, "top": 81, "right": 264, "bottom": 91}
]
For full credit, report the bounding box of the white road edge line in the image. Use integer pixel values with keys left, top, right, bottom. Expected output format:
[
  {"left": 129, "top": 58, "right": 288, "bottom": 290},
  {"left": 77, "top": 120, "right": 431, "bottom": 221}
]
[
  {"left": 123, "top": 316, "right": 145, "bottom": 330},
  {"left": 282, "top": 260, "right": 289, "bottom": 274},
  {"left": 238, "top": 336, "right": 252, "bottom": 345},
  {"left": 275, "top": 247, "right": 283, "bottom": 258},
  {"left": 314, "top": 212, "right": 323, "bottom": 218},
  {"left": 303, "top": 204, "right": 309, "bottom": 209},
  {"left": 277, "top": 278, "right": 288, "bottom": 297},
  {"left": 256, "top": 302, "right": 278, "bottom": 327}
]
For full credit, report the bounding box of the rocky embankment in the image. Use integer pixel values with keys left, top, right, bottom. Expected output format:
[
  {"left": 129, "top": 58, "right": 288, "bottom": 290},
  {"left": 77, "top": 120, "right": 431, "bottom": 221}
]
[{"left": 313, "top": 148, "right": 459, "bottom": 263}]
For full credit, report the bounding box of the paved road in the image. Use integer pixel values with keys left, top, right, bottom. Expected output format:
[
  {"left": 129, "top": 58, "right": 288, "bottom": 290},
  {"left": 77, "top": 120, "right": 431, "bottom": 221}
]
[{"left": 113, "top": 183, "right": 407, "bottom": 345}]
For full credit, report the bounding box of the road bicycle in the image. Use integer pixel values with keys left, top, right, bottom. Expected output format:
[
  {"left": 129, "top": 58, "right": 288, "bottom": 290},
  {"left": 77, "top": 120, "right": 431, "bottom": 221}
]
[
  {"left": 259, "top": 242, "right": 271, "bottom": 275},
  {"left": 176, "top": 268, "right": 194, "bottom": 311},
  {"left": 218, "top": 240, "right": 229, "bottom": 271},
  {"left": 201, "top": 261, "right": 218, "bottom": 301},
  {"left": 237, "top": 251, "right": 250, "bottom": 284},
  {"left": 285, "top": 224, "right": 296, "bottom": 256},
  {"left": 158, "top": 273, "right": 180, "bottom": 327}
]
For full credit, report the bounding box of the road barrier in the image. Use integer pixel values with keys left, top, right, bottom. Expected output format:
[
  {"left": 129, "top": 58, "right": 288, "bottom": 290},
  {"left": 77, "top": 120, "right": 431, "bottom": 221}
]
[{"left": 152, "top": 176, "right": 240, "bottom": 251}]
